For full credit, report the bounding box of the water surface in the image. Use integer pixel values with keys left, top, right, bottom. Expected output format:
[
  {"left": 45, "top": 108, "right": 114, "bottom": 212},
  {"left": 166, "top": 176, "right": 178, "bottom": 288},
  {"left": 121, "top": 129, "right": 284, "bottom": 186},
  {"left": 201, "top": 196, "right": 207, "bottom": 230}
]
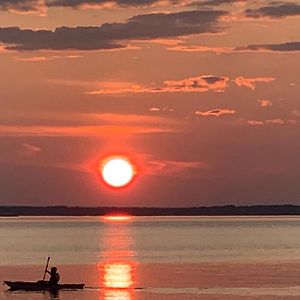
[{"left": 1, "top": 216, "right": 300, "bottom": 299}]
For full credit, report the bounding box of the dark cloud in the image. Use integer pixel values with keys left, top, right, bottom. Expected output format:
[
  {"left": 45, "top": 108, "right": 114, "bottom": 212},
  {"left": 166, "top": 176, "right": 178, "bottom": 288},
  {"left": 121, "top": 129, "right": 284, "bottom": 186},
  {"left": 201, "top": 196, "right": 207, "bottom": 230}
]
[
  {"left": 0, "top": 0, "right": 45, "bottom": 13},
  {"left": 245, "top": 3, "right": 300, "bottom": 18},
  {"left": 0, "top": 0, "right": 215, "bottom": 11},
  {"left": 193, "top": 0, "right": 246, "bottom": 7},
  {"left": 46, "top": 0, "right": 179, "bottom": 8},
  {"left": 0, "top": 10, "right": 227, "bottom": 51},
  {"left": 201, "top": 75, "right": 226, "bottom": 84},
  {"left": 237, "top": 41, "right": 300, "bottom": 52},
  {"left": 0, "top": 0, "right": 36, "bottom": 11}
]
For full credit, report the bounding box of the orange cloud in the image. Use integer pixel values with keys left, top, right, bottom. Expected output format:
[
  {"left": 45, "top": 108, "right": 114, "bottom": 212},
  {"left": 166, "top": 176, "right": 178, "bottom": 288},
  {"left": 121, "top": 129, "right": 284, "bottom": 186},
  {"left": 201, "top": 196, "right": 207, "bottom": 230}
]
[
  {"left": 147, "top": 160, "right": 206, "bottom": 176},
  {"left": 235, "top": 76, "right": 275, "bottom": 90},
  {"left": 14, "top": 55, "right": 83, "bottom": 62},
  {"left": 0, "top": 112, "right": 182, "bottom": 137},
  {"left": 0, "top": 125, "right": 177, "bottom": 137},
  {"left": 195, "top": 108, "right": 236, "bottom": 117},
  {"left": 88, "top": 75, "right": 229, "bottom": 95},
  {"left": 2, "top": 0, "right": 47, "bottom": 16},
  {"left": 247, "top": 119, "right": 289, "bottom": 126},
  {"left": 149, "top": 106, "right": 175, "bottom": 113},
  {"left": 167, "top": 44, "right": 233, "bottom": 53},
  {"left": 247, "top": 120, "right": 264, "bottom": 126},
  {"left": 258, "top": 99, "right": 272, "bottom": 107},
  {"left": 265, "top": 119, "right": 285, "bottom": 125}
]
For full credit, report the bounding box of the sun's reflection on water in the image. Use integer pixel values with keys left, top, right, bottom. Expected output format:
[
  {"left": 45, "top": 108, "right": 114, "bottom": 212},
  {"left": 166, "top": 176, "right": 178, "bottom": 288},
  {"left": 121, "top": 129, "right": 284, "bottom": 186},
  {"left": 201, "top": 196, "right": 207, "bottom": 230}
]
[
  {"left": 99, "top": 215, "right": 137, "bottom": 300},
  {"left": 103, "top": 262, "right": 135, "bottom": 289}
]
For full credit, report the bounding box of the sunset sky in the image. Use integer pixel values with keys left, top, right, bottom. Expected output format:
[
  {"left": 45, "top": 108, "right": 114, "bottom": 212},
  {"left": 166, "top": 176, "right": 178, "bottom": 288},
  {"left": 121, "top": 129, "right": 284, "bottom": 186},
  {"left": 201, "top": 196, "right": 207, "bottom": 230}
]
[{"left": 0, "top": 0, "right": 299, "bottom": 207}]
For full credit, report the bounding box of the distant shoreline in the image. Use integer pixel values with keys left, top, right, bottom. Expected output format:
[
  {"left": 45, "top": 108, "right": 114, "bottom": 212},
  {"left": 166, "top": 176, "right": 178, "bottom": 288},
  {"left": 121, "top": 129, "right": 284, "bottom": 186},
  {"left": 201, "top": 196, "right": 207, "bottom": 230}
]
[{"left": 1, "top": 205, "right": 300, "bottom": 216}]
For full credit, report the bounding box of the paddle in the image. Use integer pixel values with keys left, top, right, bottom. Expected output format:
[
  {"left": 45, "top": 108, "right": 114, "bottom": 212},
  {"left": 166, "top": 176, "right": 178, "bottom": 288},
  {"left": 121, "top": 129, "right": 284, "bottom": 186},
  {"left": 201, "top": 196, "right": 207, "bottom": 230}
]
[{"left": 42, "top": 257, "right": 51, "bottom": 281}]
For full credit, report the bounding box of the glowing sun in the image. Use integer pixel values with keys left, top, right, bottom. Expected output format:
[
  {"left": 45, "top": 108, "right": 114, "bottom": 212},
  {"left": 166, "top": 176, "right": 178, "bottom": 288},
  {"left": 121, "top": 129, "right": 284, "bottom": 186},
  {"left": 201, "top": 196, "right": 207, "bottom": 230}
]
[{"left": 102, "top": 158, "right": 134, "bottom": 188}]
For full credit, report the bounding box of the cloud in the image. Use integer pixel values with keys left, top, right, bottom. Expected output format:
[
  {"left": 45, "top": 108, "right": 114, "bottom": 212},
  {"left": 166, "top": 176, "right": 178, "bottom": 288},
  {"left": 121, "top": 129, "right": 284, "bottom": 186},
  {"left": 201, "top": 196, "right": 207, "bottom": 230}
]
[
  {"left": 237, "top": 41, "right": 300, "bottom": 52},
  {"left": 0, "top": 112, "right": 181, "bottom": 136},
  {"left": 193, "top": 0, "right": 246, "bottom": 7},
  {"left": 167, "top": 44, "right": 233, "bottom": 53},
  {"left": 87, "top": 75, "right": 230, "bottom": 95},
  {"left": 292, "top": 110, "right": 300, "bottom": 117},
  {"left": 247, "top": 120, "right": 264, "bottom": 126},
  {"left": 265, "top": 118, "right": 285, "bottom": 125},
  {"left": 195, "top": 108, "right": 236, "bottom": 117},
  {"left": 0, "top": 0, "right": 200, "bottom": 13},
  {"left": 149, "top": 106, "right": 175, "bottom": 112},
  {"left": 0, "top": 0, "right": 47, "bottom": 15},
  {"left": 2, "top": 111, "right": 179, "bottom": 126},
  {"left": 147, "top": 159, "right": 206, "bottom": 176},
  {"left": 0, "top": 124, "right": 177, "bottom": 137},
  {"left": 14, "top": 56, "right": 54, "bottom": 62},
  {"left": 244, "top": 3, "right": 300, "bottom": 19},
  {"left": 235, "top": 76, "right": 275, "bottom": 90},
  {"left": 258, "top": 99, "right": 272, "bottom": 107},
  {"left": 171, "top": 41, "right": 300, "bottom": 54},
  {"left": 247, "top": 119, "right": 287, "bottom": 126},
  {"left": 163, "top": 75, "right": 229, "bottom": 92},
  {"left": 46, "top": 0, "right": 189, "bottom": 9},
  {"left": 287, "top": 119, "right": 298, "bottom": 125},
  {"left": 0, "top": 9, "right": 227, "bottom": 51},
  {"left": 21, "top": 143, "right": 42, "bottom": 157},
  {"left": 14, "top": 54, "right": 82, "bottom": 62}
]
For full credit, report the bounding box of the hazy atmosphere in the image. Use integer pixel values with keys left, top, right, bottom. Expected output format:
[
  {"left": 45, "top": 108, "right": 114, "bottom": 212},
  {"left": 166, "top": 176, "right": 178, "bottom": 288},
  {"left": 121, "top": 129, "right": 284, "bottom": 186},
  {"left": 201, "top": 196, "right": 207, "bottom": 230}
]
[{"left": 0, "top": 0, "right": 299, "bottom": 206}]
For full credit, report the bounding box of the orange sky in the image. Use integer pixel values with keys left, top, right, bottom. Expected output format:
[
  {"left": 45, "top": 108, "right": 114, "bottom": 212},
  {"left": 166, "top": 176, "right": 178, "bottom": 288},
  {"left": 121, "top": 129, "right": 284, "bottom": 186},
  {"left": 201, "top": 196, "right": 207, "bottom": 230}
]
[{"left": 0, "top": 0, "right": 299, "bottom": 206}]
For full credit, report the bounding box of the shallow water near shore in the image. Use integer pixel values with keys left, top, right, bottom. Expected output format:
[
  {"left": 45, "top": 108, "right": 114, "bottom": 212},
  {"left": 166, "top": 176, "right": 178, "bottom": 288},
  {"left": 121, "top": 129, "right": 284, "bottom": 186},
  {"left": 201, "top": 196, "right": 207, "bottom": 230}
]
[{"left": 1, "top": 216, "right": 300, "bottom": 299}]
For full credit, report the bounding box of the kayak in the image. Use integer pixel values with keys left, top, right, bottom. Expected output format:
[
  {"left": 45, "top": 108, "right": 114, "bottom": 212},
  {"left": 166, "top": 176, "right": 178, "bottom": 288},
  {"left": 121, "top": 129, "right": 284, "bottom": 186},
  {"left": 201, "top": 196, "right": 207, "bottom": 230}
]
[{"left": 4, "top": 280, "right": 84, "bottom": 291}]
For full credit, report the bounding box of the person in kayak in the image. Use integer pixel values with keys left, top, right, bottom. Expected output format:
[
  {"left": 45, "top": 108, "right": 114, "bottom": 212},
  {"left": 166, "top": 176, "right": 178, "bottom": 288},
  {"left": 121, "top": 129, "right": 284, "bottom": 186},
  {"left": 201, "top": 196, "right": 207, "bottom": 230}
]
[{"left": 47, "top": 267, "right": 60, "bottom": 285}]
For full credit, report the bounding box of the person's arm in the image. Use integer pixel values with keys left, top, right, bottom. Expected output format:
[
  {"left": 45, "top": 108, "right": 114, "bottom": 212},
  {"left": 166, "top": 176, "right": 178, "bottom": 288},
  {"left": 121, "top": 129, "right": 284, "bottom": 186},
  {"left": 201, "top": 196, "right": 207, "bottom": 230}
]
[{"left": 46, "top": 270, "right": 51, "bottom": 275}]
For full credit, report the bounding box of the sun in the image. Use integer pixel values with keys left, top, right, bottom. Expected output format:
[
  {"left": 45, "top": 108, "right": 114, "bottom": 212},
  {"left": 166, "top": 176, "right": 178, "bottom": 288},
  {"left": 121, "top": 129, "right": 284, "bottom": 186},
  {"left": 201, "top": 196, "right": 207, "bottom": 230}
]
[{"left": 101, "top": 157, "right": 134, "bottom": 188}]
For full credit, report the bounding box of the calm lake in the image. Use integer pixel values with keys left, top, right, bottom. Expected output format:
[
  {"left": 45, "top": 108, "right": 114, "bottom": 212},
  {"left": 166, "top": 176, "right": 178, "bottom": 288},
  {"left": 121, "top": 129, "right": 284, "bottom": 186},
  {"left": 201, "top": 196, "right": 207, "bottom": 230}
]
[{"left": 1, "top": 216, "right": 300, "bottom": 299}]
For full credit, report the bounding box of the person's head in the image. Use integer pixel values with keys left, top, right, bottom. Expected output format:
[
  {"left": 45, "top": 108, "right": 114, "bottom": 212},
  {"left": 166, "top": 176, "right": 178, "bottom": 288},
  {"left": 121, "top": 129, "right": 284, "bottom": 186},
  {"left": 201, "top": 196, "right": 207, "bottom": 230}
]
[{"left": 50, "top": 267, "right": 57, "bottom": 273}]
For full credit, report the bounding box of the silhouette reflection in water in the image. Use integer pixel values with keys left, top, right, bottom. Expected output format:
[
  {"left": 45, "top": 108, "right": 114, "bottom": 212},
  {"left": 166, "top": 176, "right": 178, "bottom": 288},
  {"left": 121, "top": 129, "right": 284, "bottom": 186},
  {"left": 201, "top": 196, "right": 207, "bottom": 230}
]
[{"left": 99, "top": 215, "right": 138, "bottom": 300}]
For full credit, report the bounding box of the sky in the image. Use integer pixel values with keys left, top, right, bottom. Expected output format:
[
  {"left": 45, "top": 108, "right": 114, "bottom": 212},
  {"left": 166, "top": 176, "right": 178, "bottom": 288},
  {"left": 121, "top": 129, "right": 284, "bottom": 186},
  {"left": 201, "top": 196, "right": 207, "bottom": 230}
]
[{"left": 0, "top": 0, "right": 299, "bottom": 207}]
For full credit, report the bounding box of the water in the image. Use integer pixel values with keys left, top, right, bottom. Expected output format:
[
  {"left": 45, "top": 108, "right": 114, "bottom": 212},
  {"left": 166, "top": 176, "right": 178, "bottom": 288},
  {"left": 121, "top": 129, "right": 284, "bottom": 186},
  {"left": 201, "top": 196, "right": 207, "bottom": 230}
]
[
  {"left": 1, "top": 216, "right": 300, "bottom": 265},
  {"left": 1, "top": 216, "right": 300, "bottom": 299}
]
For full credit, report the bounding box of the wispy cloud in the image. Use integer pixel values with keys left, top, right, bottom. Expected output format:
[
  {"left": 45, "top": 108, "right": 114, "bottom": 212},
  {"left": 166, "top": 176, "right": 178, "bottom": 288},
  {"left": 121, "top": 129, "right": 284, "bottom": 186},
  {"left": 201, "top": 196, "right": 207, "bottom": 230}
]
[
  {"left": 0, "top": 112, "right": 182, "bottom": 136},
  {"left": 265, "top": 118, "right": 285, "bottom": 125},
  {"left": 149, "top": 106, "right": 175, "bottom": 112},
  {"left": 258, "top": 99, "right": 272, "bottom": 107},
  {"left": 88, "top": 75, "right": 230, "bottom": 95},
  {"left": 247, "top": 118, "right": 297, "bottom": 126},
  {"left": 147, "top": 159, "right": 206, "bottom": 176},
  {"left": 0, "top": 124, "right": 177, "bottom": 137},
  {"left": 167, "top": 44, "right": 233, "bottom": 53},
  {"left": 193, "top": 0, "right": 246, "bottom": 7},
  {"left": 46, "top": 0, "right": 194, "bottom": 10},
  {"left": 21, "top": 143, "right": 42, "bottom": 157},
  {"left": 236, "top": 41, "right": 300, "bottom": 52},
  {"left": 247, "top": 120, "right": 264, "bottom": 126},
  {"left": 195, "top": 108, "right": 236, "bottom": 117},
  {"left": 14, "top": 54, "right": 82, "bottom": 62},
  {"left": 235, "top": 76, "right": 275, "bottom": 90}
]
